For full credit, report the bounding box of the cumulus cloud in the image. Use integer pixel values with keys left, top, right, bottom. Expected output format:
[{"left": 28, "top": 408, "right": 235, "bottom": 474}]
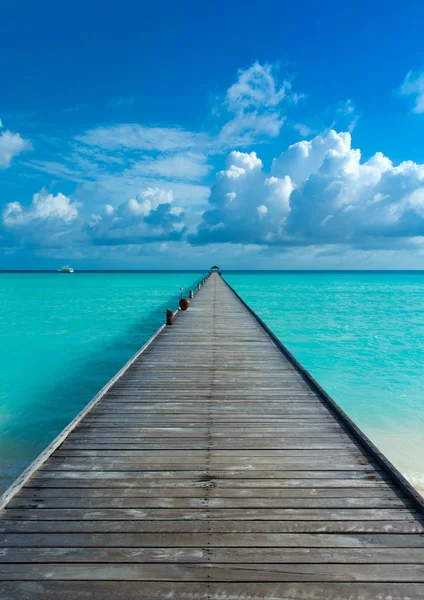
[
  {"left": 1, "top": 186, "right": 187, "bottom": 250},
  {"left": 3, "top": 191, "right": 79, "bottom": 226},
  {"left": 89, "top": 187, "right": 187, "bottom": 245},
  {"left": 399, "top": 69, "right": 424, "bottom": 113},
  {"left": 0, "top": 121, "right": 31, "bottom": 169},
  {"left": 191, "top": 150, "right": 292, "bottom": 244},
  {"left": 1, "top": 190, "right": 81, "bottom": 248},
  {"left": 272, "top": 130, "right": 352, "bottom": 186},
  {"left": 218, "top": 62, "right": 303, "bottom": 146},
  {"left": 193, "top": 130, "right": 424, "bottom": 248},
  {"left": 7, "top": 131, "right": 424, "bottom": 256}
]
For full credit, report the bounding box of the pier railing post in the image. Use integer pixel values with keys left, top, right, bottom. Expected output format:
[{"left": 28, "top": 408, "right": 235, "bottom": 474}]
[
  {"left": 189, "top": 290, "right": 194, "bottom": 299},
  {"left": 166, "top": 309, "right": 174, "bottom": 326}
]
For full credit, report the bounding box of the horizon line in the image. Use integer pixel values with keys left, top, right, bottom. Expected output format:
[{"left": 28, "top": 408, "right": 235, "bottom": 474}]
[{"left": 3, "top": 269, "right": 424, "bottom": 274}]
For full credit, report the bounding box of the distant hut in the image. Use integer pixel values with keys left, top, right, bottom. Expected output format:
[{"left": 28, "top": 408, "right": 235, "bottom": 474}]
[{"left": 209, "top": 265, "right": 222, "bottom": 275}]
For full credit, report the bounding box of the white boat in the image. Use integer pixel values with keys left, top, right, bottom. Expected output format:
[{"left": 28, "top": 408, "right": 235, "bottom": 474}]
[{"left": 57, "top": 266, "right": 74, "bottom": 273}]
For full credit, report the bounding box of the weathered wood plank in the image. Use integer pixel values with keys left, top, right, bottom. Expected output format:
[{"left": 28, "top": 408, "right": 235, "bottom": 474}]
[
  {"left": 53, "top": 448, "right": 364, "bottom": 457},
  {"left": 56, "top": 437, "right": 358, "bottom": 447},
  {"left": 1, "top": 582, "right": 424, "bottom": 600},
  {"left": 16, "top": 486, "right": 404, "bottom": 499},
  {"left": 3, "top": 529, "right": 424, "bottom": 544},
  {"left": 3, "top": 520, "right": 422, "bottom": 535},
  {"left": 24, "top": 469, "right": 387, "bottom": 480},
  {"left": 43, "top": 458, "right": 379, "bottom": 470},
  {"left": 2, "top": 507, "right": 419, "bottom": 521},
  {"left": 26, "top": 477, "right": 395, "bottom": 488},
  {"left": 9, "top": 496, "right": 412, "bottom": 510},
  {"left": 2, "top": 562, "right": 424, "bottom": 582},
  {"left": 2, "top": 546, "right": 424, "bottom": 564}
]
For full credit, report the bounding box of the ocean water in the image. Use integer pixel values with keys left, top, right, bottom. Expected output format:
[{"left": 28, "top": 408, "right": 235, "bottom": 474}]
[
  {"left": 0, "top": 272, "right": 202, "bottom": 491},
  {"left": 226, "top": 271, "right": 424, "bottom": 492},
  {"left": 1, "top": 271, "right": 423, "bottom": 495}
]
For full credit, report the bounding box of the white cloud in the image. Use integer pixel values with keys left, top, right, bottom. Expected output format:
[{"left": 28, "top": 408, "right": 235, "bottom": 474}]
[
  {"left": 76, "top": 62, "right": 301, "bottom": 158},
  {"left": 3, "top": 190, "right": 79, "bottom": 226},
  {"left": 24, "top": 160, "right": 88, "bottom": 183},
  {"left": 193, "top": 130, "right": 424, "bottom": 248},
  {"left": 0, "top": 121, "right": 31, "bottom": 169},
  {"left": 218, "top": 62, "right": 303, "bottom": 146},
  {"left": 76, "top": 173, "right": 209, "bottom": 210},
  {"left": 1, "top": 186, "right": 187, "bottom": 250},
  {"left": 272, "top": 129, "right": 352, "bottom": 186},
  {"left": 77, "top": 124, "right": 208, "bottom": 152},
  {"left": 130, "top": 152, "right": 210, "bottom": 181},
  {"left": 8, "top": 131, "right": 424, "bottom": 256},
  {"left": 399, "top": 69, "right": 424, "bottom": 113},
  {"left": 1, "top": 190, "right": 82, "bottom": 248},
  {"left": 192, "top": 150, "right": 292, "bottom": 244},
  {"left": 225, "top": 61, "right": 294, "bottom": 112},
  {"left": 89, "top": 187, "right": 186, "bottom": 245},
  {"left": 293, "top": 123, "right": 316, "bottom": 137}
]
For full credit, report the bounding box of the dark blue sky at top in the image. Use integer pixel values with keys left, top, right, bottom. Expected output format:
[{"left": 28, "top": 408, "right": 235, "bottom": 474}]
[{"left": 2, "top": 0, "right": 424, "bottom": 163}]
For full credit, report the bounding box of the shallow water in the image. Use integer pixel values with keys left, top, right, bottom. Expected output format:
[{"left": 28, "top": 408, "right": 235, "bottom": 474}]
[
  {"left": 1, "top": 270, "right": 423, "bottom": 495},
  {"left": 226, "top": 271, "right": 424, "bottom": 492},
  {"left": 0, "top": 272, "right": 202, "bottom": 491}
]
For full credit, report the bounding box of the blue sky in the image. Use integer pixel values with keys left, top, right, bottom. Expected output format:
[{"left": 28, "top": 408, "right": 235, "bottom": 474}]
[{"left": 2, "top": 0, "right": 424, "bottom": 269}]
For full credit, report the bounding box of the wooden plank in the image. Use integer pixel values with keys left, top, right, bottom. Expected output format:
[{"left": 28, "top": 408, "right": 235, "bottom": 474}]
[
  {"left": 2, "top": 529, "right": 424, "bottom": 543},
  {"left": 2, "top": 562, "right": 424, "bottom": 582},
  {"left": 2, "top": 507, "right": 418, "bottom": 521},
  {"left": 53, "top": 448, "right": 363, "bottom": 457},
  {"left": 1, "top": 582, "right": 424, "bottom": 600},
  {"left": 71, "top": 428, "right": 348, "bottom": 436},
  {"left": 59, "top": 439, "right": 356, "bottom": 446},
  {"left": 2, "top": 546, "right": 424, "bottom": 564},
  {"left": 43, "top": 458, "right": 379, "bottom": 470},
  {"left": 23, "top": 469, "right": 387, "bottom": 480},
  {"left": 26, "top": 477, "right": 395, "bottom": 488},
  {"left": 16, "top": 487, "right": 404, "bottom": 499},
  {"left": 9, "top": 496, "right": 411, "bottom": 510}
]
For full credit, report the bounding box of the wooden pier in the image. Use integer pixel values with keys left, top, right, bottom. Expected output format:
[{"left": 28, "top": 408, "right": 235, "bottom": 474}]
[{"left": 1, "top": 272, "right": 424, "bottom": 599}]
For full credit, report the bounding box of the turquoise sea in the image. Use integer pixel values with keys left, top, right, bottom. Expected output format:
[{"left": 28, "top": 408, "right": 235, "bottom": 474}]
[
  {"left": 0, "top": 272, "right": 203, "bottom": 492},
  {"left": 1, "top": 271, "right": 424, "bottom": 494}
]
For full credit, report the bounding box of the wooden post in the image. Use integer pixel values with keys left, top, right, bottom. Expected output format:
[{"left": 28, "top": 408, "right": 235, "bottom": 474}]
[
  {"left": 189, "top": 290, "right": 194, "bottom": 299},
  {"left": 197, "top": 283, "right": 201, "bottom": 291},
  {"left": 166, "top": 309, "right": 174, "bottom": 325}
]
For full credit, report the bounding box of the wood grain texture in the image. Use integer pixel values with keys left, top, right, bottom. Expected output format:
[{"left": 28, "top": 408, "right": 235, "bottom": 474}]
[
  {"left": 1, "top": 272, "right": 423, "bottom": 598},
  {"left": 1, "top": 582, "right": 424, "bottom": 600}
]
